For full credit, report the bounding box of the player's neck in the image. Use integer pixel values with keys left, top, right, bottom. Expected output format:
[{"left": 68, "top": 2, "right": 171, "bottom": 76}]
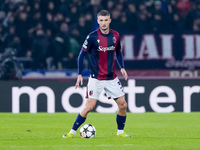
[{"left": 100, "top": 28, "right": 110, "bottom": 34}]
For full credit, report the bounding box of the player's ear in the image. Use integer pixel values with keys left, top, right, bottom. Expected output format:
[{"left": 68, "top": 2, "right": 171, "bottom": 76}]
[
  {"left": 97, "top": 21, "right": 100, "bottom": 26},
  {"left": 109, "top": 18, "right": 111, "bottom": 23},
  {"left": 97, "top": 18, "right": 100, "bottom": 24}
]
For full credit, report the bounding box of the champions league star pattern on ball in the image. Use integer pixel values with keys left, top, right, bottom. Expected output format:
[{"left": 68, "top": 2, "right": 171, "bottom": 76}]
[
  {"left": 78, "top": 28, "right": 124, "bottom": 80},
  {"left": 80, "top": 124, "right": 96, "bottom": 138}
]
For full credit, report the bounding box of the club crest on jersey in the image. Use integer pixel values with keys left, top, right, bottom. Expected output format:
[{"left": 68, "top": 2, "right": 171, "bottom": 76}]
[
  {"left": 113, "top": 37, "right": 116, "bottom": 43},
  {"left": 89, "top": 90, "right": 93, "bottom": 96}
]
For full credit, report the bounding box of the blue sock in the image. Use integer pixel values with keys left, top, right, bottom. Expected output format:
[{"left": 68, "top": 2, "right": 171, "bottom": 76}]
[
  {"left": 116, "top": 114, "right": 126, "bottom": 130},
  {"left": 72, "top": 114, "right": 86, "bottom": 131}
]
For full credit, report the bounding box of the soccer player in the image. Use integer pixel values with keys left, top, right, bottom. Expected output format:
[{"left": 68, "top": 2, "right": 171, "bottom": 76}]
[{"left": 63, "top": 10, "right": 131, "bottom": 138}]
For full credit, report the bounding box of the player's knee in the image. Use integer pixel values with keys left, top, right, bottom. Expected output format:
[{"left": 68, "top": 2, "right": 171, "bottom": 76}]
[
  {"left": 119, "top": 101, "right": 127, "bottom": 110},
  {"left": 85, "top": 105, "right": 95, "bottom": 113},
  {"left": 123, "top": 101, "right": 127, "bottom": 110}
]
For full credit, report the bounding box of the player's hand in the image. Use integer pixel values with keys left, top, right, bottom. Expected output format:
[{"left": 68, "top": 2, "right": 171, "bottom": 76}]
[
  {"left": 75, "top": 74, "right": 83, "bottom": 89},
  {"left": 120, "top": 68, "right": 128, "bottom": 80}
]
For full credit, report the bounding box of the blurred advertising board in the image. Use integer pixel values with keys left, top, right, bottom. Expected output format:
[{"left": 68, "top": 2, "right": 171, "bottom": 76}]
[
  {"left": 0, "top": 79, "right": 199, "bottom": 113},
  {"left": 119, "top": 31, "right": 200, "bottom": 78}
]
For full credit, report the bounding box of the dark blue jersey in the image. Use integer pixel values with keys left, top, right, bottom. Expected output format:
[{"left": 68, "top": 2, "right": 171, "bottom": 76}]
[{"left": 79, "top": 28, "right": 124, "bottom": 80}]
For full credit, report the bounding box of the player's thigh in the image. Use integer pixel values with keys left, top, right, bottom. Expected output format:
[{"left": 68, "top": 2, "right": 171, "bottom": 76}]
[
  {"left": 85, "top": 98, "right": 97, "bottom": 109},
  {"left": 104, "top": 77, "right": 124, "bottom": 99},
  {"left": 87, "top": 77, "right": 103, "bottom": 99}
]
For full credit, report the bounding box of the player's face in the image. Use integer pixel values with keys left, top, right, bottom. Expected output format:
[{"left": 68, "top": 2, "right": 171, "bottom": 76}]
[{"left": 97, "top": 15, "right": 111, "bottom": 33}]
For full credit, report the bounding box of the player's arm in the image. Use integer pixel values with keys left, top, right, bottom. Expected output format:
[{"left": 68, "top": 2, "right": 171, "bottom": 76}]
[
  {"left": 75, "top": 49, "right": 87, "bottom": 89},
  {"left": 75, "top": 35, "right": 91, "bottom": 88},
  {"left": 116, "top": 40, "right": 128, "bottom": 80}
]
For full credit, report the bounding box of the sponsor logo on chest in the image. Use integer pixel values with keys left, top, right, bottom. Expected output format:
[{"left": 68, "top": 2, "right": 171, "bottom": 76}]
[{"left": 98, "top": 46, "right": 115, "bottom": 52}]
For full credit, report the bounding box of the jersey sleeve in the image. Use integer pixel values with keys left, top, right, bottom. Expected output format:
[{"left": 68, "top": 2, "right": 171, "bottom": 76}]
[
  {"left": 115, "top": 37, "right": 125, "bottom": 69},
  {"left": 82, "top": 34, "right": 93, "bottom": 52},
  {"left": 77, "top": 34, "right": 93, "bottom": 75},
  {"left": 77, "top": 49, "right": 87, "bottom": 74}
]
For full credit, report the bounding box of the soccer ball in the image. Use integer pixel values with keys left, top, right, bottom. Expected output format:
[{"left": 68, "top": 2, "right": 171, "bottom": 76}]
[{"left": 80, "top": 124, "right": 96, "bottom": 138}]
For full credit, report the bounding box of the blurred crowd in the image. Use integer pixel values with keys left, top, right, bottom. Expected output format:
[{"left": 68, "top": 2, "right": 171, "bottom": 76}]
[{"left": 0, "top": 0, "right": 200, "bottom": 70}]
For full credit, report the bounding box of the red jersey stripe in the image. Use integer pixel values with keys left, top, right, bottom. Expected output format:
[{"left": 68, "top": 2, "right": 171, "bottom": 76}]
[{"left": 97, "top": 29, "right": 108, "bottom": 80}]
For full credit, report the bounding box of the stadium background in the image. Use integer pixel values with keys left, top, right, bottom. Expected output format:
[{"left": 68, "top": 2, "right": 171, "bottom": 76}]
[{"left": 0, "top": 0, "right": 200, "bottom": 113}]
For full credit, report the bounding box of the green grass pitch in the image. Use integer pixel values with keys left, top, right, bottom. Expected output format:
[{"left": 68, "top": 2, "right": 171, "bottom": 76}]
[{"left": 0, "top": 112, "right": 200, "bottom": 150}]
